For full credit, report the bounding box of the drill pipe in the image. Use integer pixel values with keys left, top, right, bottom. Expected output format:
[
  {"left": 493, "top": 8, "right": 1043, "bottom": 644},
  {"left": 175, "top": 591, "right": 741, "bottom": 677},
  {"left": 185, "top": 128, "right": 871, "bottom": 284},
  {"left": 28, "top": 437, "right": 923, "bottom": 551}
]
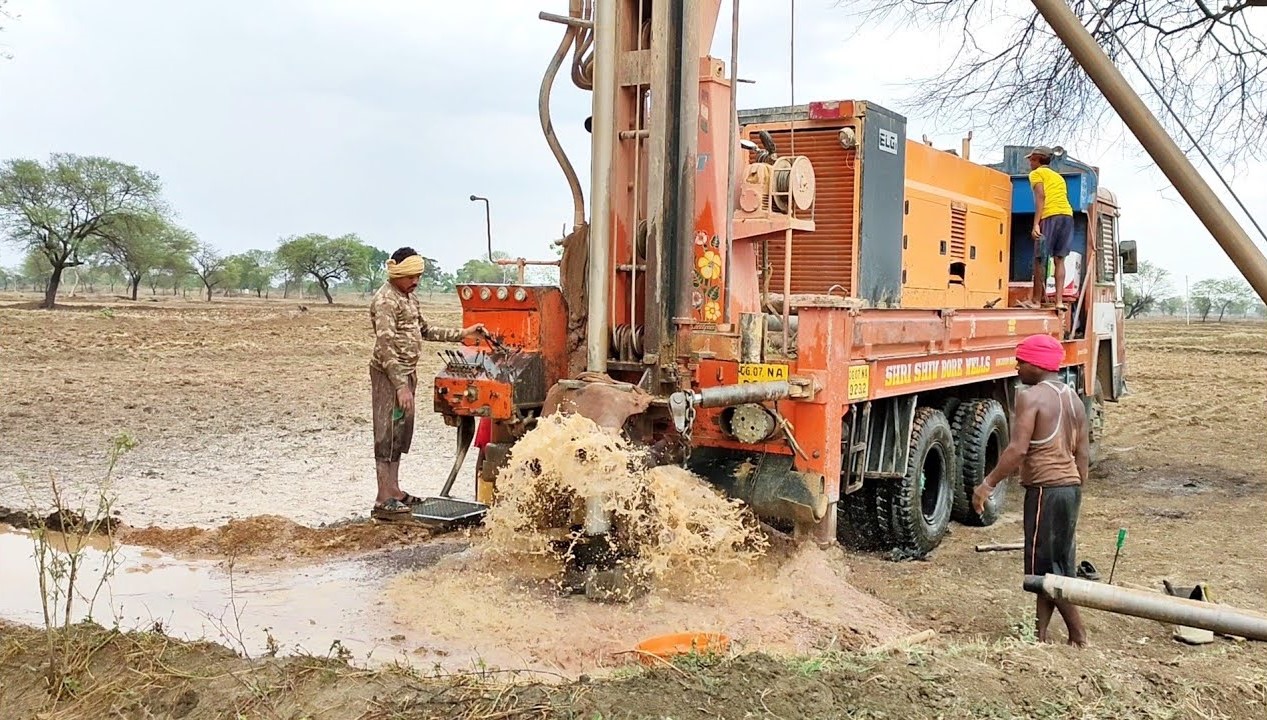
[
  {"left": 1030, "top": 0, "right": 1267, "bottom": 304},
  {"left": 694, "top": 380, "right": 791, "bottom": 409},
  {"left": 1024, "top": 574, "right": 1267, "bottom": 641}
]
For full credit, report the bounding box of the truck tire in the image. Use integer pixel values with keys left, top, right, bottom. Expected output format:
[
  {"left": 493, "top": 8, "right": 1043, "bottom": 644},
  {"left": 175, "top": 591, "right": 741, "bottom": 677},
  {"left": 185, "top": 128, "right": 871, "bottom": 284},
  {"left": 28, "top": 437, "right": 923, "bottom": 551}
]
[
  {"left": 1088, "top": 378, "right": 1105, "bottom": 468},
  {"left": 878, "top": 406, "right": 956, "bottom": 558},
  {"left": 950, "top": 399, "right": 1010, "bottom": 527},
  {"left": 837, "top": 483, "right": 886, "bottom": 550},
  {"left": 939, "top": 397, "right": 962, "bottom": 425}
]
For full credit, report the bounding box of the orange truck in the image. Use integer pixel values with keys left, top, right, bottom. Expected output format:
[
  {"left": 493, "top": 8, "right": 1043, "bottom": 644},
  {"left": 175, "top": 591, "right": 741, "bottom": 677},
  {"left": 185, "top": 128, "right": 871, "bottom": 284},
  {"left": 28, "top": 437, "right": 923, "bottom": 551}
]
[{"left": 430, "top": 1, "right": 1138, "bottom": 565}]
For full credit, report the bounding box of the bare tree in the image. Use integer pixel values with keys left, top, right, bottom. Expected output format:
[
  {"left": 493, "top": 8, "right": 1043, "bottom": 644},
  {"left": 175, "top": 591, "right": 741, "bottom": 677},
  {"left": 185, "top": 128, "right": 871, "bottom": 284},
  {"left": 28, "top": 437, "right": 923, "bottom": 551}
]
[
  {"left": 850, "top": 0, "right": 1267, "bottom": 165},
  {"left": 0, "top": 1, "right": 14, "bottom": 60},
  {"left": 1123, "top": 259, "right": 1171, "bottom": 317},
  {"left": 190, "top": 241, "right": 225, "bottom": 302}
]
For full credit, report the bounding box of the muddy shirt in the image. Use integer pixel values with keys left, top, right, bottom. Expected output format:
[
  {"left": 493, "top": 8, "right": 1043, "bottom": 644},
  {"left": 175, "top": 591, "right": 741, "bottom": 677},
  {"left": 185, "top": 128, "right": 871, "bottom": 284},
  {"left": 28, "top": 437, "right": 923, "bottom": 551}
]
[{"left": 369, "top": 282, "right": 463, "bottom": 389}]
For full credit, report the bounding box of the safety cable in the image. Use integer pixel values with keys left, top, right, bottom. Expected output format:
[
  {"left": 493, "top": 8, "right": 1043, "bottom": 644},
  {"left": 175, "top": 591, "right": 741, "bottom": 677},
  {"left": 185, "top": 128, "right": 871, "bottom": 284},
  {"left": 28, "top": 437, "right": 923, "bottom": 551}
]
[{"left": 1085, "top": 0, "right": 1267, "bottom": 245}]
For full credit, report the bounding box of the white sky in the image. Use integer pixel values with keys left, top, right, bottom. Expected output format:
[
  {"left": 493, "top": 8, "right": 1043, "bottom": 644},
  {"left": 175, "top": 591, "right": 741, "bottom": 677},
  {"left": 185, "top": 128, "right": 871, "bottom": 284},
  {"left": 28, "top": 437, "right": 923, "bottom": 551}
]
[{"left": 1, "top": 0, "right": 1264, "bottom": 289}]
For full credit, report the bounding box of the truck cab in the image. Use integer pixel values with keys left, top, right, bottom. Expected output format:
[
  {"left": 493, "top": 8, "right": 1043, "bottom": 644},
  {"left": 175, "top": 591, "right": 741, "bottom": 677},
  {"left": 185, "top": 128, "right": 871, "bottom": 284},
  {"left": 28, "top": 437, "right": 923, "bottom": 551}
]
[{"left": 989, "top": 146, "right": 1135, "bottom": 402}]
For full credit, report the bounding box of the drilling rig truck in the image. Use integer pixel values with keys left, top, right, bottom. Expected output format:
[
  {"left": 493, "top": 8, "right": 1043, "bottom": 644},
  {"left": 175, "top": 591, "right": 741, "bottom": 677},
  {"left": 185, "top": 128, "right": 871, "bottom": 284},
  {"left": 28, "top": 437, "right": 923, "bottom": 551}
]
[{"left": 428, "top": 0, "right": 1142, "bottom": 580}]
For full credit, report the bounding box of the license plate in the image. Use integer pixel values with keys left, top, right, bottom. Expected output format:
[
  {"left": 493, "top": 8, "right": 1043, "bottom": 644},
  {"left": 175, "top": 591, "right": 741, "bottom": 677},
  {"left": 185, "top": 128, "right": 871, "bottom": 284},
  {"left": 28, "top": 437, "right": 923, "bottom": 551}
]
[
  {"left": 848, "top": 365, "right": 870, "bottom": 400},
  {"left": 738, "top": 362, "right": 789, "bottom": 384}
]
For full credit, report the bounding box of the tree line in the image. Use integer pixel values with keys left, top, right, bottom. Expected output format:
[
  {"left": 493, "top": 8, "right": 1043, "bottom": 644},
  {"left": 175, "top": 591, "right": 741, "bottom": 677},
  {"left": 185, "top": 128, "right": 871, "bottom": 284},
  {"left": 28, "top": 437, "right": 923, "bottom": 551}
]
[
  {"left": 1124, "top": 260, "right": 1263, "bottom": 322},
  {"left": 0, "top": 154, "right": 544, "bottom": 308}
]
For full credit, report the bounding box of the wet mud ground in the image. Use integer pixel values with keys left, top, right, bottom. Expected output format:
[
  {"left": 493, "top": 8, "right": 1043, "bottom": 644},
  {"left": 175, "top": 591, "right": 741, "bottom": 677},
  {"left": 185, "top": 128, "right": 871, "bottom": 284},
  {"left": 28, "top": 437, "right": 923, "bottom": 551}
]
[{"left": 2, "top": 293, "right": 1267, "bottom": 718}]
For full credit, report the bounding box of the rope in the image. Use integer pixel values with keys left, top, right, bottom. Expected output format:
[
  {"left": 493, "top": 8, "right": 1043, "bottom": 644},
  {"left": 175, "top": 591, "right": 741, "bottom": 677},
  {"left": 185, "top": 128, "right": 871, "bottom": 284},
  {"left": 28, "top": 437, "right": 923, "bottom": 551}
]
[{"left": 1085, "top": 0, "right": 1267, "bottom": 246}]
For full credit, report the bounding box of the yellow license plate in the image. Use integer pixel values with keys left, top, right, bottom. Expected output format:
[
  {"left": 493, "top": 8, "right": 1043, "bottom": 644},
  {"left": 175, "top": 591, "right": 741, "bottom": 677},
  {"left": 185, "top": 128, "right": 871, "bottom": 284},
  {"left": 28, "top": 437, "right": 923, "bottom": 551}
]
[
  {"left": 738, "top": 362, "right": 789, "bottom": 384},
  {"left": 848, "top": 365, "right": 871, "bottom": 400}
]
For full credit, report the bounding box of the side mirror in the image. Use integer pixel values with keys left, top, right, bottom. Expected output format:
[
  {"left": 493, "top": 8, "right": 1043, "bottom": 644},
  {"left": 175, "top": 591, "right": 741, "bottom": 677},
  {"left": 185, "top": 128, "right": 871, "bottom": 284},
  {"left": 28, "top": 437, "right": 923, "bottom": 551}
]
[{"left": 1119, "top": 239, "right": 1138, "bottom": 274}]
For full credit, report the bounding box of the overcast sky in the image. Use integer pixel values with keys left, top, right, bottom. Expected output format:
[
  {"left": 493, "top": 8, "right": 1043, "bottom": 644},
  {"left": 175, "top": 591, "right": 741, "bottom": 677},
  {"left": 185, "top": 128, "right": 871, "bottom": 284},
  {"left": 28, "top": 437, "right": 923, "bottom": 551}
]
[{"left": 1, "top": 0, "right": 1263, "bottom": 287}]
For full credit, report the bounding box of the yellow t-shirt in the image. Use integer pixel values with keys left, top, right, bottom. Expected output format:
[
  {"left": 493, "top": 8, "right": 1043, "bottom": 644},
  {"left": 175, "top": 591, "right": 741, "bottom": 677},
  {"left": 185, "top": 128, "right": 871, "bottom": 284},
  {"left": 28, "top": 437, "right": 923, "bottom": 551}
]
[{"left": 1028, "top": 166, "right": 1073, "bottom": 219}]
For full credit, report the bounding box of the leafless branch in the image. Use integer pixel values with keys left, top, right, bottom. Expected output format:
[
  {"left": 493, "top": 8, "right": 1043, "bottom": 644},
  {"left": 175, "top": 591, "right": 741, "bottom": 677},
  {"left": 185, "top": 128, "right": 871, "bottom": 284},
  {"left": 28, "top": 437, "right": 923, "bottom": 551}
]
[{"left": 843, "top": 0, "right": 1267, "bottom": 167}]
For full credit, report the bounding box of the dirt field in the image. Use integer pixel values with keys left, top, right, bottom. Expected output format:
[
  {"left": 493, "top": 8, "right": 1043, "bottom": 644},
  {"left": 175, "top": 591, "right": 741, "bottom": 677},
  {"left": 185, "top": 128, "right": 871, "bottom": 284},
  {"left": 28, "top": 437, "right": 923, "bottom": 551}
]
[
  {"left": 0, "top": 291, "right": 473, "bottom": 527},
  {"left": 2, "top": 292, "right": 1267, "bottom": 719}
]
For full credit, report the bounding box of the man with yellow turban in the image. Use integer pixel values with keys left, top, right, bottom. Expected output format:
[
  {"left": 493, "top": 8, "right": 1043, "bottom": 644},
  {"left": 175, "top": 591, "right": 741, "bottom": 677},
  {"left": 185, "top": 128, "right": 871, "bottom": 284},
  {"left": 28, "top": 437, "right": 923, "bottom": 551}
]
[{"left": 369, "top": 247, "right": 484, "bottom": 521}]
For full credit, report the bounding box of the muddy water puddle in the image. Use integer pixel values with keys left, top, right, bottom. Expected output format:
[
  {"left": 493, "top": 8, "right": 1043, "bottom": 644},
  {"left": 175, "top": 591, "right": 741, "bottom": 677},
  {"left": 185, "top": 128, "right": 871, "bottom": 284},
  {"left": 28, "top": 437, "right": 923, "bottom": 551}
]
[
  {"left": 0, "top": 525, "right": 913, "bottom": 679},
  {"left": 0, "top": 527, "right": 470, "bottom": 667}
]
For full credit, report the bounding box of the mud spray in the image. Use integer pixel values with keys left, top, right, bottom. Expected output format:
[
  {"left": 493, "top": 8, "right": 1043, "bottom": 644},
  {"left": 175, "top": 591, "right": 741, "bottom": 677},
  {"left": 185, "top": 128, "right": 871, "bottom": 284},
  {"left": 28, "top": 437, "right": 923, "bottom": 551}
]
[
  {"left": 386, "top": 413, "right": 913, "bottom": 674},
  {"left": 483, "top": 412, "right": 767, "bottom": 592}
]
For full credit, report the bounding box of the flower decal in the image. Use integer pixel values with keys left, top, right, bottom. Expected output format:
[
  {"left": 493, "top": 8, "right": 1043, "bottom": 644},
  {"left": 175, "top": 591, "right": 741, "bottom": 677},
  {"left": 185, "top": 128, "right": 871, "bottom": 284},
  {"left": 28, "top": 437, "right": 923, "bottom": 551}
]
[
  {"left": 696, "top": 250, "right": 722, "bottom": 280},
  {"left": 703, "top": 301, "right": 721, "bottom": 321},
  {"left": 692, "top": 290, "right": 704, "bottom": 308}
]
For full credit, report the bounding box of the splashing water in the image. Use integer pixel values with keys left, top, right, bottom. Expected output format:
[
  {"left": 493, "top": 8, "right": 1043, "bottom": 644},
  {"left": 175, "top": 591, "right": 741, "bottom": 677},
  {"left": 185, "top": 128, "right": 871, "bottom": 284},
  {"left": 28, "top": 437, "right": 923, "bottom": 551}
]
[{"left": 482, "top": 412, "right": 769, "bottom": 591}]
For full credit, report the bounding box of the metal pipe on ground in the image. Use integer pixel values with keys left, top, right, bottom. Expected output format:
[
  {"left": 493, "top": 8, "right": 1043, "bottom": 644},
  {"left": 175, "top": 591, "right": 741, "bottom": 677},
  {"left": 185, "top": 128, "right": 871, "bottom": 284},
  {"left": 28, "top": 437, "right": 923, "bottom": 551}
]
[
  {"left": 1024, "top": 574, "right": 1267, "bottom": 641},
  {"left": 586, "top": 0, "right": 616, "bottom": 373},
  {"left": 1030, "top": 0, "right": 1267, "bottom": 305}
]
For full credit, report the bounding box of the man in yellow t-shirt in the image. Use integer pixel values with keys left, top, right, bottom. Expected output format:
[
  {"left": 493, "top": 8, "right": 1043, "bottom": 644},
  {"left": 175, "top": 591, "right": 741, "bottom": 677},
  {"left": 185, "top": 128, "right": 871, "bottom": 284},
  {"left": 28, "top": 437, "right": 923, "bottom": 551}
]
[{"left": 1026, "top": 146, "right": 1074, "bottom": 308}]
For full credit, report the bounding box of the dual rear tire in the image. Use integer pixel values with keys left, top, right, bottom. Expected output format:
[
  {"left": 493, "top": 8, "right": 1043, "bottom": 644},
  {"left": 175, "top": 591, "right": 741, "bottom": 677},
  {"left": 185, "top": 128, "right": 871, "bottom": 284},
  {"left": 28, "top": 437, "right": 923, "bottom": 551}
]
[{"left": 839, "top": 398, "right": 1009, "bottom": 558}]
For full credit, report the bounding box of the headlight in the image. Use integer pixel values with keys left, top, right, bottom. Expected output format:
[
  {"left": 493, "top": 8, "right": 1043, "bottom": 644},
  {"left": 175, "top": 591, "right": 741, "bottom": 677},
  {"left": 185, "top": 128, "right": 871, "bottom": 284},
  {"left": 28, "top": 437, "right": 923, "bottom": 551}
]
[
  {"left": 496, "top": 286, "right": 509, "bottom": 300},
  {"left": 479, "top": 287, "right": 491, "bottom": 300},
  {"left": 514, "top": 288, "right": 527, "bottom": 302},
  {"left": 460, "top": 286, "right": 473, "bottom": 300}
]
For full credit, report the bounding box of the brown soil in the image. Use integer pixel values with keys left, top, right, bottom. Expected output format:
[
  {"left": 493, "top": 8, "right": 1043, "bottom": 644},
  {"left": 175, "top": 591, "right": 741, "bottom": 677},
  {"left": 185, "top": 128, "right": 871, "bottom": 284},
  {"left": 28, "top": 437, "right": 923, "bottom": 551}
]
[
  {"left": 117, "top": 514, "right": 432, "bottom": 559},
  {"left": 2, "top": 621, "right": 1265, "bottom": 719},
  {"left": 0, "top": 292, "right": 469, "bottom": 529},
  {"left": 4, "top": 293, "right": 1267, "bottom": 717}
]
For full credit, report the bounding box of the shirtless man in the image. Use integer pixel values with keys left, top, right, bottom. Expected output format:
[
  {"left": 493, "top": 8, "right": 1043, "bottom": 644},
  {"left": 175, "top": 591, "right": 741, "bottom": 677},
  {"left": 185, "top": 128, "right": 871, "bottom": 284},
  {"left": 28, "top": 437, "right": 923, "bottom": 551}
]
[{"left": 973, "top": 333, "right": 1089, "bottom": 646}]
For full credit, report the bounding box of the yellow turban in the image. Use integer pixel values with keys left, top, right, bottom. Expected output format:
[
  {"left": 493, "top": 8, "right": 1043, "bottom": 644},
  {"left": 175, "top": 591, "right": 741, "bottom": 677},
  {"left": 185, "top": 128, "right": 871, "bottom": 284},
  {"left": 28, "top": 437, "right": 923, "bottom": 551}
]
[{"left": 386, "top": 255, "right": 425, "bottom": 279}]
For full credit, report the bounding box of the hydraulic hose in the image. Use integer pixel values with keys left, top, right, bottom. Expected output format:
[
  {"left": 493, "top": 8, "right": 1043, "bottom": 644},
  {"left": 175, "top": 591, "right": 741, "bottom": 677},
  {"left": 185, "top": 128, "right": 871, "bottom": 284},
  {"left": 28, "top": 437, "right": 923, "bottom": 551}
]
[{"left": 539, "top": 1, "right": 587, "bottom": 229}]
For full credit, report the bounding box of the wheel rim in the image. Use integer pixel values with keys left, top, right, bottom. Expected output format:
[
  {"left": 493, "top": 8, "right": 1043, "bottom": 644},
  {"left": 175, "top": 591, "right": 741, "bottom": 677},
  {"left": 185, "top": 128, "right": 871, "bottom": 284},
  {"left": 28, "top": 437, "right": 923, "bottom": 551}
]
[{"left": 921, "top": 444, "right": 946, "bottom": 522}]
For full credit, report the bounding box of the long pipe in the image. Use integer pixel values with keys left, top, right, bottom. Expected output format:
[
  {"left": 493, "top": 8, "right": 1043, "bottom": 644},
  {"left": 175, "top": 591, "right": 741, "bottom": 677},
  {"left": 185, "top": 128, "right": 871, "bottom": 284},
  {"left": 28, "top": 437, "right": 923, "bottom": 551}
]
[
  {"left": 1030, "top": 0, "right": 1267, "bottom": 304},
  {"left": 586, "top": 0, "right": 616, "bottom": 372},
  {"left": 722, "top": 0, "right": 739, "bottom": 324},
  {"left": 1025, "top": 574, "right": 1267, "bottom": 641},
  {"left": 695, "top": 380, "right": 791, "bottom": 408},
  {"left": 671, "top": 2, "right": 701, "bottom": 329}
]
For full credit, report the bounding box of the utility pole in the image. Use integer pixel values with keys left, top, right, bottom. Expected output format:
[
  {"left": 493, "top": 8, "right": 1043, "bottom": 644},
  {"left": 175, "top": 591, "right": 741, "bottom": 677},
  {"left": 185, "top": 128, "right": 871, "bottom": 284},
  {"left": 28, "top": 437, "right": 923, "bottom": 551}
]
[
  {"left": 1030, "top": 0, "right": 1267, "bottom": 305},
  {"left": 1175, "top": 273, "right": 1185, "bottom": 324}
]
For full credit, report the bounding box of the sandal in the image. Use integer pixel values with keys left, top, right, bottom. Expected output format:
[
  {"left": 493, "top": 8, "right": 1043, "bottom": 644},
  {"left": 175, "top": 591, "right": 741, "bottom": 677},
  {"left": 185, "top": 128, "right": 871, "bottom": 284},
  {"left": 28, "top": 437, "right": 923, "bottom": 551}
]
[
  {"left": 1077, "top": 560, "right": 1102, "bottom": 582},
  {"left": 398, "top": 492, "right": 426, "bottom": 507},
  {"left": 371, "top": 498, "right": 412, "bottom": 521}
]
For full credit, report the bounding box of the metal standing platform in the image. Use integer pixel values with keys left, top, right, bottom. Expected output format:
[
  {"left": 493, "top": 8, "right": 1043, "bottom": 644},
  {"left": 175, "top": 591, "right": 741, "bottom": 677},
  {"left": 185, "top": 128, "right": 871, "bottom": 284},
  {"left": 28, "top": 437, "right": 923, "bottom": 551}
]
[{"left": 410, "top": 497, "right": 488, "bottom": 529}]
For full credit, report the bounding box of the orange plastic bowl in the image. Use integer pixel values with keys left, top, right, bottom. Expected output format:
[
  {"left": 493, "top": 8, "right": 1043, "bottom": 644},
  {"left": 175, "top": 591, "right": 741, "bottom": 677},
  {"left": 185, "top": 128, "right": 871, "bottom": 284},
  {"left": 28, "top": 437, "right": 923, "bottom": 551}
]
[{"left": 633, "top": 632, "right": 730, "bottom": 666}]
